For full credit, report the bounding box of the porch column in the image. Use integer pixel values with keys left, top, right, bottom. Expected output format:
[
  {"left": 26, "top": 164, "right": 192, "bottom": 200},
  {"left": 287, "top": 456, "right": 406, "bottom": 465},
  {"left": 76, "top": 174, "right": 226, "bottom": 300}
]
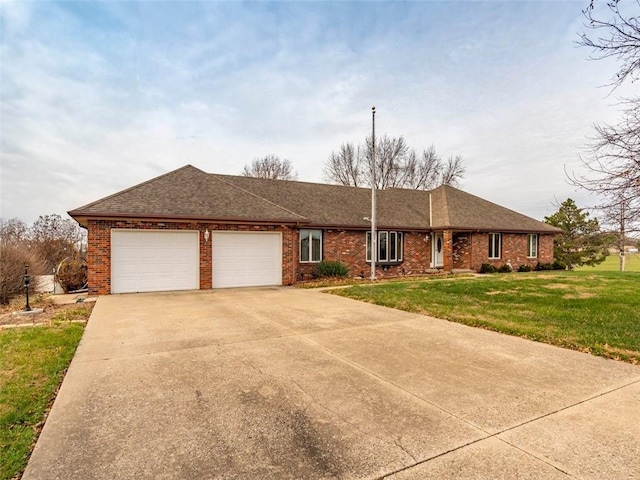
[{"left": 443, "top": 230, "right": 454, "bottom": 271}]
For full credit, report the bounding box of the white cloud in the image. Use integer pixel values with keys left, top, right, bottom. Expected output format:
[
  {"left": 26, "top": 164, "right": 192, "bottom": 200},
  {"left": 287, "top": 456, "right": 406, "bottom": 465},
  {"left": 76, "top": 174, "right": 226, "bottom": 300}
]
[{"left": 0, "top": 1, "right": 631, "bottom": 224}]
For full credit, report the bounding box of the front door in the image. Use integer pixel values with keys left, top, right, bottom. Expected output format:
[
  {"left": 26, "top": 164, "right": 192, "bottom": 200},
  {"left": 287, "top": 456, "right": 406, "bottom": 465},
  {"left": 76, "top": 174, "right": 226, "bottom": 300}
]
[{"left": 432, "top": 232, "right": 444, "bottom": 268}]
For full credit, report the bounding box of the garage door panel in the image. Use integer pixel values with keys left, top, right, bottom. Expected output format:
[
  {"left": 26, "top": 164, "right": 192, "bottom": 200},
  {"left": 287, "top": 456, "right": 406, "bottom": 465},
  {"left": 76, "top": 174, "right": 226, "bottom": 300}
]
[
  {"left": 212, "top": 232, "right": 282, "bottom": 288},
  {"left": 111, "top": 230, "right": 199, "bottom": 294}
]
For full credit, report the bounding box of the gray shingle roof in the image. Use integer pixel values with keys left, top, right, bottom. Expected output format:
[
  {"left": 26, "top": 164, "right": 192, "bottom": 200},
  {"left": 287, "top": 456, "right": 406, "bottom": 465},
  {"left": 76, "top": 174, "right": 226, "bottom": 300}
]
[
  {"left": 69, "top": 164, "right": 559, "bottom": 233},
  {"left": 68, "top": 165, "right": 305, "bottom": 223},
  {"left": 428, "top": 185, "right": 560, "bottom": 233}
]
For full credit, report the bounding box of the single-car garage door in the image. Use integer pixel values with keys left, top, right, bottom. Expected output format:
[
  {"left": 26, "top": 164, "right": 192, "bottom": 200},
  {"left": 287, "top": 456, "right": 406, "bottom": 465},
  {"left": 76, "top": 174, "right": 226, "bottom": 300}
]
[
  {"left": 212, "top": 232, "right": 282, "bottom": 288},
  {"left": 111, "top": 230, "right": 199, "bottom": 294}
]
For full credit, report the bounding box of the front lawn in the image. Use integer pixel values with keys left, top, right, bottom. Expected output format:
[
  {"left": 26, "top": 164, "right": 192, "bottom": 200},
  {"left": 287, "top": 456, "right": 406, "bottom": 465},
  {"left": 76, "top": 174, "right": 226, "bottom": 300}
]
[
  {"left": 331, "top": 272, "right": 640, "bottom": 363},
  {"left": 0, "top": 320, "right": 86, "bottom": 480},
  {"left": 576, "top": 253, "right": 640, "bottom": 272}
]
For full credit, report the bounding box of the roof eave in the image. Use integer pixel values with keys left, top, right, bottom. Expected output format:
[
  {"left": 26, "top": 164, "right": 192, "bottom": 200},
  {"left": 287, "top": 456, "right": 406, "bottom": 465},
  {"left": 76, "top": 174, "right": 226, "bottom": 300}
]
[
  {"left": 68, "top": 211, "right": 310, "bottom": 227},
  {"left": 431, "top": 225, "right": 562, "bottom": 234},
  {"left": 306, "top": 222, "right": 431, "bottom": 231}
]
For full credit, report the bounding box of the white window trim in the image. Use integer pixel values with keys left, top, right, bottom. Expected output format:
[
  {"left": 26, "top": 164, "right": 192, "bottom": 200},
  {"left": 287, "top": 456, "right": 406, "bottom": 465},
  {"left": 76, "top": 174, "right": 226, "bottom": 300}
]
[
  {"left": 488, "top": 233, "right": 502, "bottom": 260},
  {"left": 300, "top": 229, "right": 322, "bottom": 263},
  {"left": 527, "top": 234, "right": 538, "bottom": 258},
  {"left": 367, "top": 231, "right": 403, "bottom": 263}
]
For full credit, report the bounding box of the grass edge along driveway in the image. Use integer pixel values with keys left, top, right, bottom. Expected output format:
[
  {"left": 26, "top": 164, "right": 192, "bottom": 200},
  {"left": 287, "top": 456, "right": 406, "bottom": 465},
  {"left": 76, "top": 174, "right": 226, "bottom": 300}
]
[
  {"left": 330, "top": 271, "right": 640, "bottom": 364},
  {"left": 0, "top": 323, "right": 85, "bottom": 480}
]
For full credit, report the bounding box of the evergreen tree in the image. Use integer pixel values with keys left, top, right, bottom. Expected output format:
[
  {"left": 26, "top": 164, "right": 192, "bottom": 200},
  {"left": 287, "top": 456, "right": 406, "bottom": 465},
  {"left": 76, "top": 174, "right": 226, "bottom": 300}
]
[{"left": 544, "top": 199, "right": 610, "bottom": 270}]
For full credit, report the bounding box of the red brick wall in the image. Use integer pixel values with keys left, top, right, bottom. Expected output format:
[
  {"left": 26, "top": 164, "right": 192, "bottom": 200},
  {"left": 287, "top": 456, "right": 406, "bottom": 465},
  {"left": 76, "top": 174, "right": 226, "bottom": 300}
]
[
  {"left": 538, "top": 234, "right": 555, "bottom": 264},
  {"left": 467, "top": 232, "right": 555, "bottom": 271},
  {"left": 87, "top": 220, "right": 559, "bottom": 295},
  {"left": 453, "top": 233, "right": 472, "bottom": 269},
  {"left": 86, "top": 220, "right": 295, "bottom": 295},
  {"left": 297, "top": 230, "right": 433, "bottom": 280}
]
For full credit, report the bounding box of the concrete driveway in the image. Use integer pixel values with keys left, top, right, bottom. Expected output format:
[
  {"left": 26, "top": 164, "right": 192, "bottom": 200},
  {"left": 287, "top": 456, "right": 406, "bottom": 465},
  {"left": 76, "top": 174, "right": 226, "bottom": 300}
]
[{"left": 23, "top": 288, "right": 640, "bottom": 479}]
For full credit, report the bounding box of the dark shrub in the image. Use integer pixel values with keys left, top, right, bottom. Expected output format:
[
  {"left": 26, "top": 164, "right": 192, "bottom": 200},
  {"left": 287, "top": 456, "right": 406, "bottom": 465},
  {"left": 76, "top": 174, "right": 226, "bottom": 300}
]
[
  {"left": 551, "top": 260, "right": 567, "bottom": 271},
  {"left": 312, "top": 260, "right": 349, "bottom": 278},
  {"left": 498, "top": 263, "right": 513, "bottom": 273},
  {"left": 535, "top": 262, "right": 553, "bottom": 271},
  {"left": 480, "top": 263, "right": 497, "bottom": 274},
  {"left": 57, "top": 256, "right": 87, "bottom": 292},
  {"left": 518, "top": 264, "right": 532, "bottom": 272}
]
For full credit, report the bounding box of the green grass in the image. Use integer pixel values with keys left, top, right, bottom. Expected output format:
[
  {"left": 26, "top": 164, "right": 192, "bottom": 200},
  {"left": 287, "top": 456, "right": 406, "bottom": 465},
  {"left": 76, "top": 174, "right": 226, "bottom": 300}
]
[
  {"left": 0, "top": 323, "right": 84, "bottom": 480},
  {"left": 331, "top": 271, "right": 640, "bottom": 363},
  {"left": 576, "top": 253, "right": 640, "bottom": 272}
]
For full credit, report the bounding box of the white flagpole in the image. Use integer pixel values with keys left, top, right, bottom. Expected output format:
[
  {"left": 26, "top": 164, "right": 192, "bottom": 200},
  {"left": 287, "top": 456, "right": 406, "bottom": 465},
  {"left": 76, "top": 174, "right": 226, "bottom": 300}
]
[{"left": 371, "top": 106, "right": 377, "bottom": 281}]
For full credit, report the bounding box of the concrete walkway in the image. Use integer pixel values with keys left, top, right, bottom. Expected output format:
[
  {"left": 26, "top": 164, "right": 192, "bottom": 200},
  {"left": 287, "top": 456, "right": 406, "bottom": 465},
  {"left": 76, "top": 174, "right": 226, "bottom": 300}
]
[{"left": 23, "top": 288, "right": 640, "bottom": 479}]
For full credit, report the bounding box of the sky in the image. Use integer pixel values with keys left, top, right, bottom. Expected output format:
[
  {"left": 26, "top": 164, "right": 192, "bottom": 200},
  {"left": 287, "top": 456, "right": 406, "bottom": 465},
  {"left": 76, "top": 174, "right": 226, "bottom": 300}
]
[{"left": 1, "top": 0, "right": 635, "bottom": 225}]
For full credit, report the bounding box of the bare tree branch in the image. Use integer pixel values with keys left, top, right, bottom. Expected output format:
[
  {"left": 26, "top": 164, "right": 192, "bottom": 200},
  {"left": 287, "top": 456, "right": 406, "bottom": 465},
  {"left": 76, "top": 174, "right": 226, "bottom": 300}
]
[
  {"left": 242, "top": 155, "right": 298, "bottom": 180},
  {"left": 324, "top": 137, "right": 465, "bottom": 190},
  {"left": 440, "top": 155, "right": 466, "bottom": 187},
  {"left": 322, "top": 143, "right": 362, "bottom": 186},
  {"left": 579, "top": 0, "right": 640, "bottom": 89}
]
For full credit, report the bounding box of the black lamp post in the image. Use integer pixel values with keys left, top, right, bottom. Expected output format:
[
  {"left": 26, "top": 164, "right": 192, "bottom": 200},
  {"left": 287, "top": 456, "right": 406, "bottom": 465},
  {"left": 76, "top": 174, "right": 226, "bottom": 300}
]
[{"left": 23, "top": 265, "right": 31, "bottom": 312}]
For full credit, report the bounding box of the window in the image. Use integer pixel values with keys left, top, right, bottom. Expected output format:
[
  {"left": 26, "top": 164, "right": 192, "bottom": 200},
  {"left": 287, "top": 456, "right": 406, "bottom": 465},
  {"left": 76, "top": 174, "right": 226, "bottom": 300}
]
[
  {"left": 366, "top": 231, "right": 403, "bottom": 263},
  {"left": 527, "top": 234, "right": 538, "bottom": 258},
  {"left": 488, "top": 233, "right": 501, "bottom": 259},
  {"left": 300, "top": 229, "right": 322, "bottom": 262}
]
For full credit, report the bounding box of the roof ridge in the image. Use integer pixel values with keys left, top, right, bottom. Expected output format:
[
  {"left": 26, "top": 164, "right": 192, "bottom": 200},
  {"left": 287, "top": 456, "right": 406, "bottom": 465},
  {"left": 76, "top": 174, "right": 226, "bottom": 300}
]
[
  {"left": 68, "top": 165, "right": 204, "bottom": 215},
  {"left": 213, "top": 172, "right": 375, "bottom": 193},
  {"left": 211, "top": 174, "right": 308, "bottom": 221},
  {"left": 437, "top": 185, "right": 452, "bottom": 227},
  {"left": 447, "top": 184, "right": 545, "bottom": 222}
]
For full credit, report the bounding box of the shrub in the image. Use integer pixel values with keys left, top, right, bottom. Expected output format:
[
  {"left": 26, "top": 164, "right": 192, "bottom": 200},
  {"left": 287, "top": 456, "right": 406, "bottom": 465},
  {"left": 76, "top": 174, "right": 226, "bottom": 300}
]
[
  {"left": 56, "top": 256, "right": 87, "bottom": 293},
  {"left": 480, "top": 263, "right": 497, "bottom": 274},
  {"left": 498, "top": 263, "right": 513, "bottom": 273},
  {"left": 551, "top": 260, "right": 567, "bottom": 271},
  {"left": 0, "top": 244, "right": 46, "bottom": 305},
  {"left": 312, "top": 260, "right": 349, "bottom": 278},
  {"left": 518, "top": 264, "right": 532, "bottom": 272},
  {"left": 535, "top": 262, "right": 553, "bottom": 271}
]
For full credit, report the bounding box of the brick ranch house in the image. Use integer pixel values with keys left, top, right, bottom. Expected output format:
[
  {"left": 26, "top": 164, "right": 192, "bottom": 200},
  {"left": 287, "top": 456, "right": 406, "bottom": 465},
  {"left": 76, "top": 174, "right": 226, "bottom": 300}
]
[{"left": 68, "top": 165, "right": 561, "bottom": 295}]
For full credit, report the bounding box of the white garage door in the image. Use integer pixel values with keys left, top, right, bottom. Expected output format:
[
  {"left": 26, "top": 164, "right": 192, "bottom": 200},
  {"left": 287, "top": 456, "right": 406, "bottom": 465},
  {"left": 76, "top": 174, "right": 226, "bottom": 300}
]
[
  {"left": 212, "top": 232, "right": 282, "bottom": 288},
  {"left": 111, "top": 230, "right": 199, "bottom": 294}
]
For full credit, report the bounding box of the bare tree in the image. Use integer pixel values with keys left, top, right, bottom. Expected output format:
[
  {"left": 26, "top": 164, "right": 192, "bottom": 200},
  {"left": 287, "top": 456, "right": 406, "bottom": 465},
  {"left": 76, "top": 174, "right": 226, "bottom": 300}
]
[
  {"left": 440, "top": 155, "right": 466, "bottom": 187},
  {"left": 579, "top": 0, "right": 640, "bottom": 89},
  {"left": 0, "top": 218, "right": 45, "bottom": 304},
  {"left": 572, "top": 1, "right": 640, "bottom": 238},
  {"left": 324, "top": 135, "right": 465, "bottom": 190},
  {"left": 0, "top": 218, "right": 28, "bottom": 245},
  {"left": 242, "top": 155, "right": 298, "bottom": 180},
  {"left": 29, "top": 214, "right": 85, "bottom": 272},
  {"left": 594, "top": 188, "right": 640, "bottom": 270},
  {"left": 324, "top": 143, "right": 362, "bottom": 187},
  {"left": 571, "top": 101, "right": 640, "bottom": 195}
]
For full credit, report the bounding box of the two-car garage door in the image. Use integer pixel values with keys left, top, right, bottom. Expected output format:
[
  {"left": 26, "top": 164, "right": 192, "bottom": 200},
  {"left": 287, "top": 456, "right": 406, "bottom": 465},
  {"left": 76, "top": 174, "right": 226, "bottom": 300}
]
[{"left": 111, "top": 230, "right": 282, "bottom": 293}]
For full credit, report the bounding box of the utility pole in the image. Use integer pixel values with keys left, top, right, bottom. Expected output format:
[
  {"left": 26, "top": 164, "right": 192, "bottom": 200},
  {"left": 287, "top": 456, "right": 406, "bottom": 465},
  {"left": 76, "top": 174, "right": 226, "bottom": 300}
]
[{"left": 371, "top": 106, "right": 377, "bottom": 281}]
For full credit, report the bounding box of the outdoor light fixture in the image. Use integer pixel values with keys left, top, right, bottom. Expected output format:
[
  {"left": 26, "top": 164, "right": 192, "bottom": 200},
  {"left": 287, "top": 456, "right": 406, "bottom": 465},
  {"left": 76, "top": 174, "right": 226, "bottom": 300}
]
[
  {"left": 204, "top": 228, "right": 210, "bottom": 243},
  {"left": 23, "top": 265, "right": 31, "bottom": 312}
]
